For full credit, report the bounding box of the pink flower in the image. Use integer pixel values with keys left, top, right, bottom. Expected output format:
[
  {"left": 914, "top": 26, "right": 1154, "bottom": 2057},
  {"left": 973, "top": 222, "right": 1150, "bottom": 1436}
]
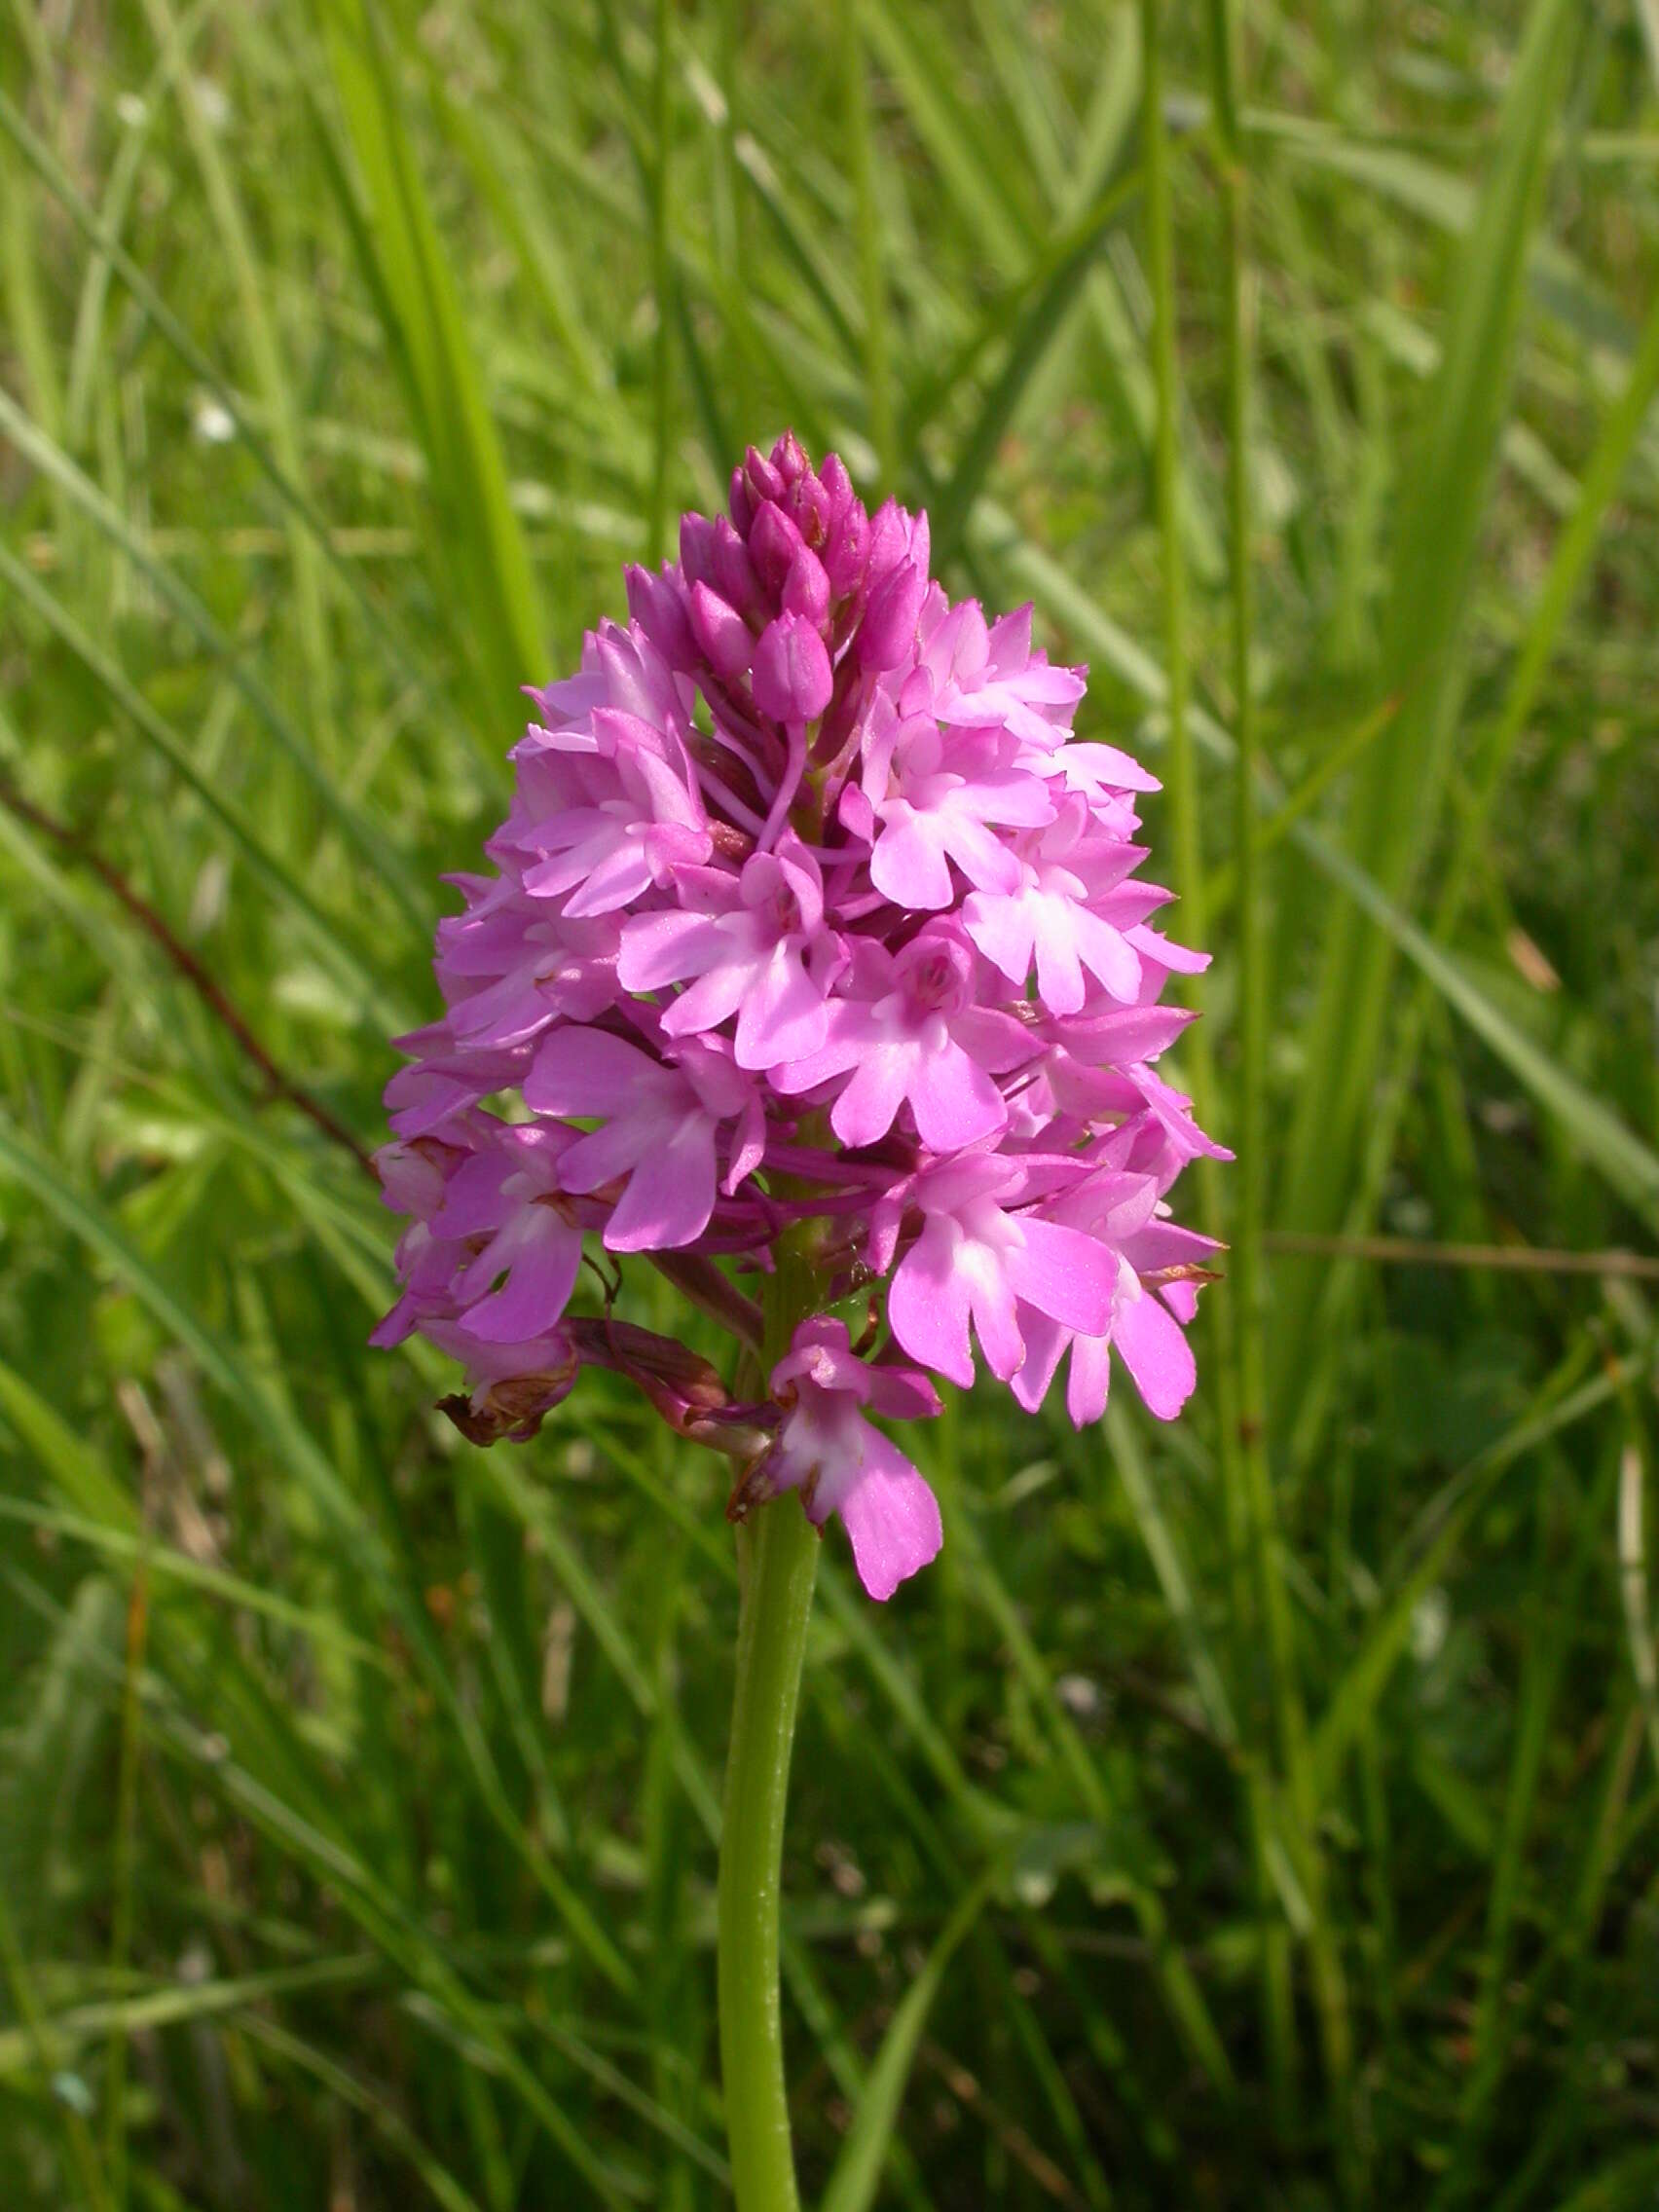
[
  {"left": 744, "top": 1319, "right": 942, "bottom": 1601},
  {"left": 845, "top": 708, "right": 1052, "bottom": 911},
  {"left": 616, "top": 836, "right": 838, "bottom": 1072},
  {"left": 503, "top": 709, "right": 709, "bottom": 917},
  {"left": 885, "top": 1155, "right": 1120, "bottom": 1389},
  {"left": 775, "top": 926, "right": 1030, "bottom": 1153},
  {"left": 436, "top": 892, "right": 620, "bottom": 1051},
  {"left": 374, "top": 433, "right": 1219, "bottom": 1603},
  {"left": 1009, "top": 1167, "right": 1220, "bottom": 1424},
  {"left": 431, "top": 1124, "right": 587, "bottom": 1345},
  {"left": 962, "top": 803, "right": 1161, "bottom": 1014},
  {"left": 524, "top": 1027, "right": 761, "bottom": 1251}
]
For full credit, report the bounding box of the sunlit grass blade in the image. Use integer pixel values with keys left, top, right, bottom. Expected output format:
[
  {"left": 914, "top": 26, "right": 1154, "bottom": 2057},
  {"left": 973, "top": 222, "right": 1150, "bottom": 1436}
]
[
  {"left": 0, "top": 1495, "right": 388, "bottom": 1670},
  {"left": 0, "top": 1121, "right": 633, "bottom": 2000},
  {"left": 1273, "top": 275, "right": 1659, "bottom": 1477},
  {"left": 0, "top": 1119, "right": 383, "bottom": 1556},
  {"left": 857, "top": 0, "right": 1032, "bottom": 273},
  {"left": 1274, "top": 0, "right": 1581, "bottom": 1389},
  {"left": 0, "top": 387, "right": 426, "bottom": 930},
  {"left": 1305, "top": 836, "right": 1659, "bottom": 1237},
  {"left": 0, "top": 542, "right": 404, "bottom": 1021},
  {"left": 5, "top": 1560, "right": 640, "bottom": 2210},
  {"left": 928, "top": 166, "right": 1143, "bottom": 565},
  {"left": 838, "top": 0, "right": 894, "bottom": 484},
  {"left": 314, "top": 0, "right": 545, "bottom": 726},
  {"left": 975, "top": 512, "right": 1659, "bottom": 1240},
  {"left": 0, "top": 81, "right": 440, "bottom": 706},
  {"left": 135, "top": 0, "right": 337, "bottom": 777},
  {"left": 419, "top": 70, "right": 612, "bottom": 406},
  {"left": 1311, "top": 1338, "right": 1651, "bottom": 1789}
]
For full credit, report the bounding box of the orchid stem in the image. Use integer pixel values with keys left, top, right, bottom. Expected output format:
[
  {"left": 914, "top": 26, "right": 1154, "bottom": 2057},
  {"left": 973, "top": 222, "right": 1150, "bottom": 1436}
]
[{"left": 718, "top": 1263, "right": 821, "bottom": 2212}]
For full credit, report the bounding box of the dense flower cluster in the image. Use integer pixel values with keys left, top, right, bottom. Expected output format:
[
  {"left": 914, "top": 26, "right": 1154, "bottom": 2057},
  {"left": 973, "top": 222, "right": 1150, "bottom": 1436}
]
[{"left": 374, "top": 434, "right": 1222, "bottom": 1600}]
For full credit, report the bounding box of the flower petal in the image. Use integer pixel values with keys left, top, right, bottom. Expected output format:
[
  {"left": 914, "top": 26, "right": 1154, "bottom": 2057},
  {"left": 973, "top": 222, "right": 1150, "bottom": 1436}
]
[
  {"left": 888, "top": 1219, "right": 976, "bottom": 1387},
  {"left": 1007, "top": 1218, "right": 1116, "bottom": 1336},
  {"left": 832, "top": 1446, "right": 942, "bottom": 1601},
  {"left": 603, "top": 1117, "right": 719, "bottom": 1250},
  {"left": 1114, "top": 1287, "right": 1196, "bottom": 1419}
]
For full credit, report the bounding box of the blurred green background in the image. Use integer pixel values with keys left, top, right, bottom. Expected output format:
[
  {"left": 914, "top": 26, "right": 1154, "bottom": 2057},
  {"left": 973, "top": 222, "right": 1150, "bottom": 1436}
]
[{"left": 3, "top": 0, "right": 1658, "bottom": 2205}]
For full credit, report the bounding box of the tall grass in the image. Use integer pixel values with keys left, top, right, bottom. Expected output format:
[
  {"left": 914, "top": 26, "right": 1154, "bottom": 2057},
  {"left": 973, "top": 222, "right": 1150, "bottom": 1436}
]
[{"left": 2, "top": 3, "right": 1658, "bottom": 2206}]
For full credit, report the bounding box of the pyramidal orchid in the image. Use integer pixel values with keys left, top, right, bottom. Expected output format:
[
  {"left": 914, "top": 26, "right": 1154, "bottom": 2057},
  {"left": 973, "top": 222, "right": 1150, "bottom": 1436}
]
[
  {"left": 376, "top": 432, "right": 1220, "bottom": 1603},
  {"left": 373, "top": 434, "right": 1222, "bottom": 2212}
]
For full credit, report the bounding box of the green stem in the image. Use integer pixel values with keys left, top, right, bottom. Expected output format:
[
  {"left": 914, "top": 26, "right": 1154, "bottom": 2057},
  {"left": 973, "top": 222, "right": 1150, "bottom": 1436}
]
[
  {"left": 1143, "top": 0, "right": 1289, "bottom": 2117},
  {"left": 648, "top": 0, "right": 675, "bottom": 564},
  {"left": 106, "top": 1542, "right": 150, "bottom": 2212},
  {"left": 718, "top": 1267, "right": 822, "bottom": 2212},
  {"left": 1139, "top": 0, "right": 1207, "bottom": 998},
  {"left": 1139, "top": 0, "right": 1240, "bottom": 1542},
  {"left": 1204, "top": 2, "right": 1357, "bottom": 2174},
  {"left": 0, "top": 1877, "right": 113, "bottom": 2212},
  {"left": 840, "top": 0, "right": 894, "bottom": 488},
  {"left": 1200, "top": 0, "right": 1296, "bottom": 2121}
]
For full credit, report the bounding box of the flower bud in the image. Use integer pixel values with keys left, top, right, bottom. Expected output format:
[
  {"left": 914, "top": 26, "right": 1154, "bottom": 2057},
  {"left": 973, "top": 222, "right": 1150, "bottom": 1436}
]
[
  {"left": 689, "top": 581, "right": 754, "bottom": 681},
  {"left": 789, "top": 466, "right": 833, "bottom": 549},
  {"left": 744, "top": 443, "right": 786, "bottom": 507},
  {"left": 680, "top": 512, "right": 718, "bottom": 589},
  {"left": 749, "top": 500, "right": 806, "bottom": 599},
  {"left": 713, "top": 517, "right": 763, "bottom": 624},
  {"left": 772, "top": 428, "right": 810, "bottom": 486},
  {"left": 866, "top": 497, "right": 908, "bottom": 585},
  {"left": 752, "top": 613, "right": 832, "bottom": 722},
  {"left": 626, "top": 561, "right": 697, "bottom": 671},
  {"left": 823, "top": 498, "right": 869, "bottom": 599},
  {"left": 820, "top": 452, "right": 854, "bottom": 521},
  {"left": 781, "top": 545, "right": 830, "bottom": 628},
  {"left": 858, "top": 558, "right": 926, "bottom": 672}
]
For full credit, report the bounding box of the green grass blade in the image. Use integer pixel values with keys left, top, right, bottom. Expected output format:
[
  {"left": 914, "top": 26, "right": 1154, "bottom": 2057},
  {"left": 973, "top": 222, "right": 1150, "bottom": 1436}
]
[
  {"left": 976, "top": 514, "right": 1659, "bottom": 1240},
  {"left": 0, "top": 387, "right": 426, "bottom": 930},
  {"left": 1275, "top": 0, "right": 1581, "bottom": 1378},
  {"left": 818, "top": 1864, "right": 1001, "bottom": 2212},
  {"left": 1312, "top": 1344, "right": 1649, "bottom": 1789},
  {"left": 135, "top": 0, "right": 337, "bottom": 777},
  {"left": 316, "top": 0, "right": 545, "bottom": 719},
  {"left": 0, "top": 81, "right": 440, "bottom": 707},
  {"left": 839, "top": 0, "right": 895, "bottom": 484},
  {"left": 1305, "top": 835, "right": 1659, "bottom": 1237},
  {"left": 0, "top": 543, "right": 402, "bottom": 1021},
  {"left": 240, "top": 2015, "right": 488, "bottom": 2212},
  {"left": 857, "top": 0, "right": 1031, "bottom": 273},
  {"left": 0, "top": 1881, "right": 114, "bottom": 2212},
  {"left": 0, "top": 1497, "right": 389, "bottom": 1673},
  {"left": 929, "top": 166, "right": 1143, "bottom": 565}
]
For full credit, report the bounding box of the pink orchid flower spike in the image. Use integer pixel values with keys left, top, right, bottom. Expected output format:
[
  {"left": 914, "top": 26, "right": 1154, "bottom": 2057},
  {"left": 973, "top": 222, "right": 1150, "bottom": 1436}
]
[{"left": 374, "top": 432, "right": 1219, "bottom": 1604}]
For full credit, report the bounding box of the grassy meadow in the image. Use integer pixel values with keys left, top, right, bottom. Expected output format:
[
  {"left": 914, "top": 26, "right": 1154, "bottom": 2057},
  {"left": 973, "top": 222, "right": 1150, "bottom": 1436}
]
[{"left": 3, "top": 0, "right": 1659, "bottom": 2204}]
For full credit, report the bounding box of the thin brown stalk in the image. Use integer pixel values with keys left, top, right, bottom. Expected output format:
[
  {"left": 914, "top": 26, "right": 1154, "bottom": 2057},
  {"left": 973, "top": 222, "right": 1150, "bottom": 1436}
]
[
  {"left": 1264, "top": 1232, "right": 1659, "bottom": 1282},
  {"left": 0, "top": 773, "right": 375, "bottom": 1176}
]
